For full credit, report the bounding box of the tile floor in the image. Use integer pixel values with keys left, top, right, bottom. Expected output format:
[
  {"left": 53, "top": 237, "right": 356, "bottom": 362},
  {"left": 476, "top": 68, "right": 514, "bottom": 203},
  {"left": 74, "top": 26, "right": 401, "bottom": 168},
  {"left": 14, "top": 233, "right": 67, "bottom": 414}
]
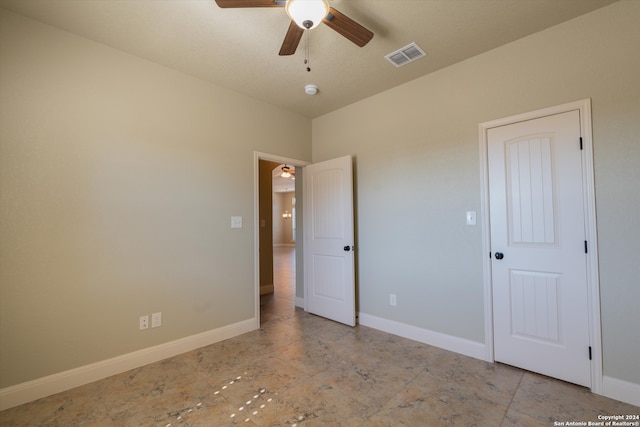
[{"left": 1, "top": 247, "right": 637, "bottom": 426}]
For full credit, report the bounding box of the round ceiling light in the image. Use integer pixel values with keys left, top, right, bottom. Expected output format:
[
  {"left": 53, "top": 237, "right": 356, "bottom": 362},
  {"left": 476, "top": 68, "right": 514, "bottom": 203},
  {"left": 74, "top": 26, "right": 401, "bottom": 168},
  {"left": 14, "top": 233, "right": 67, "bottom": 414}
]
[
  {"left": 304, "top": 84, "right": 319, "bottom": 95},
  {"left": 285, "top": 0, "right": 330, "bottom": 30}
]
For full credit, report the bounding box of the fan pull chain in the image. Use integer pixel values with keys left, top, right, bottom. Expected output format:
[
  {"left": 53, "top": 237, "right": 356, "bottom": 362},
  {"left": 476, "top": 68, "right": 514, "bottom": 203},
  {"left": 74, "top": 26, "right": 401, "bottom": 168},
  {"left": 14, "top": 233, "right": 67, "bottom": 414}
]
[{"left": 304, "top": 30, "right": 311, "bottom": 72}]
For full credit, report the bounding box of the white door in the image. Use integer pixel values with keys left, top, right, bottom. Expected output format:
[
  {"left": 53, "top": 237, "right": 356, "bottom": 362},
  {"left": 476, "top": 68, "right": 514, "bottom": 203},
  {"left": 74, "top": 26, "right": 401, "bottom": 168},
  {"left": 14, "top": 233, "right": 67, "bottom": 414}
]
[
  {"left": 488, "top": 110, "right": 591, "bottom": 387},
  {"left": 303, "top": 155, "right": 356, "bottom": 326}
]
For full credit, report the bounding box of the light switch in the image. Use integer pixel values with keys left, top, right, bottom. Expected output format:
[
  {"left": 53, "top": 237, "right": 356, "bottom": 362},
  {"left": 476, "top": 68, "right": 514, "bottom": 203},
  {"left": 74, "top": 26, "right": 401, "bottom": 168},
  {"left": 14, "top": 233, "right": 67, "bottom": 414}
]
[
  {"left": 231, "top": 216, "right": 242, "bottom": 229},
  {"left": 466, "top": 211, "right": 477, "bottom": 226}
]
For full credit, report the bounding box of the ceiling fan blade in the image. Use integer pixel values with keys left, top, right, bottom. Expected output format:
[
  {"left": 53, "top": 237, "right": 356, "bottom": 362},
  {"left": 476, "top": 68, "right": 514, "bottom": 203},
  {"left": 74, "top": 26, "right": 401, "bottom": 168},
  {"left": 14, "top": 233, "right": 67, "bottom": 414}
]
[
  {"left": 214, "top": 0, "right": 283, "bottom": 8},
  {"left": 279, "top": 21, "right": 304, "bottom": 56},
  {"left": 322, "top": 7, "right": 373, "bottom": 47}
]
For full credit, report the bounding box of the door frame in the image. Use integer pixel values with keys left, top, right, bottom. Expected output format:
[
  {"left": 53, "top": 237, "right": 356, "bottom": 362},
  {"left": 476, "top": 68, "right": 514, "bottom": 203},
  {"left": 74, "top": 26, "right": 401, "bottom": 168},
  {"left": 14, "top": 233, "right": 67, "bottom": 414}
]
[
  {"left": 478, "top": 99, "right": 602, "bottom": 393},
  {"left": 253, "top": 151, "right": 310, "bottom": 327}
]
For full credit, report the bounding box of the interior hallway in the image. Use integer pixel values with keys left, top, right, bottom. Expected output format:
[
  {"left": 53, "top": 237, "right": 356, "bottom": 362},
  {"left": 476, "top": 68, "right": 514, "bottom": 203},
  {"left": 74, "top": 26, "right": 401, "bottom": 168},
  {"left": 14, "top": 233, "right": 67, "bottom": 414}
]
[
  {"left": 1, "top": 245, "right": 637, "bottom": 425},
  {"left": 260, "top": 246, "right": 297, "bottom": 326}
]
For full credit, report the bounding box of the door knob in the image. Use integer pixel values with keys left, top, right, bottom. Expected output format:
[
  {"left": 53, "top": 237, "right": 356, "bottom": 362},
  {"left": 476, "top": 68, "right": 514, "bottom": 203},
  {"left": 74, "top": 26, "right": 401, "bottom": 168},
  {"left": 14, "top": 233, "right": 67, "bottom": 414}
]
[
  {"left": 494, "top": 252, "right": 504, "bottom": 260},
  {"left": 344, "top": 246, "right": 351, "bottom": 252}
]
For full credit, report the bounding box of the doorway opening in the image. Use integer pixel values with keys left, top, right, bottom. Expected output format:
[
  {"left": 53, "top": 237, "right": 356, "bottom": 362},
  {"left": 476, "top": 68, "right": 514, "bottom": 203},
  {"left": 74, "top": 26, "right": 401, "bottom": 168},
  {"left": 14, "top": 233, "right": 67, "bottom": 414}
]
[
  {"left": 254, "top": 152, "right": 308, "bottom": 327},
  {"left": 261, "top": 164, "right": 297, "bottom": 323}
]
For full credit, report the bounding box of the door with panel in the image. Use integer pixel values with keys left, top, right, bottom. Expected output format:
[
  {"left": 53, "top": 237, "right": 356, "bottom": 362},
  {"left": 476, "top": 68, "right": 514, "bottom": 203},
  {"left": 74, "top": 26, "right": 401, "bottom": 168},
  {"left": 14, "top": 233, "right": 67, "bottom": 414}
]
[
  {"left": 488, "top": 110, "right": 591, "bottom": 387},
  {"left": 303, "top": 155, "right": 356, "bottom": 326}
]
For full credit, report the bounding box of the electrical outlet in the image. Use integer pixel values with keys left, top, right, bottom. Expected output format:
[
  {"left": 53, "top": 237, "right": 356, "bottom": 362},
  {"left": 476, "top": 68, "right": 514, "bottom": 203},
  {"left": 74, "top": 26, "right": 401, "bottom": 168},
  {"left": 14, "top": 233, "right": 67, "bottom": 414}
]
[
  {"left": 139, "top": 315, "right": 149, "bottom": 330},
  {"left": 151, "top": 312, "right": 162, "bottom": 328},
  {"left": 389, "top": 294, "right": 397, "bottom": 306}
]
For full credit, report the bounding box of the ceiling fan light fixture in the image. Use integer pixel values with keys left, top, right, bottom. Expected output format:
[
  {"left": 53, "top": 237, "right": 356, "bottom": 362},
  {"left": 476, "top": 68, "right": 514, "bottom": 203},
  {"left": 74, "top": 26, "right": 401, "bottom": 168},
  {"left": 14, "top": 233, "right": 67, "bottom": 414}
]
[
  {"left": 281, "top": 165, "right": 292, "bottom": 178},
  {"left": 285, "top": 0, "right": 329, "bottom": 30}
]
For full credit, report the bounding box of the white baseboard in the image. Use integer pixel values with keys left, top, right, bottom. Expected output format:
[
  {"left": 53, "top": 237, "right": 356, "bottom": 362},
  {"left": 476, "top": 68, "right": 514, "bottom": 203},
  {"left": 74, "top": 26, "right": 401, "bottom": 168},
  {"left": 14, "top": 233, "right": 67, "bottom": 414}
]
[
  {"left": 358, "top": 314, "right": 639, "bottom": 407},
  {"left": 0, "top": 318, "right": 257, "bottom": 411},
  {"left": 358, "top": 313, "right": 488, "bottom": 362},
  {"left": 601, "top": 375, "right": 640, "bottom": 406},
  {"left": 4, "top": 315, "right": 636, "bottom": 410},
  {"left": 295, "top": 297, "right": 304, "bottom": 308}
]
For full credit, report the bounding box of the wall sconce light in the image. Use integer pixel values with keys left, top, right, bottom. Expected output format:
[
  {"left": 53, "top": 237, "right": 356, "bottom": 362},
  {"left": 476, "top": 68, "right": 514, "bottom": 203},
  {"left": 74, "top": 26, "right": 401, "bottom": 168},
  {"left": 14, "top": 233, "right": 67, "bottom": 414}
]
[{"left": 282, "top": 210, "right": 292, "bottom": 219}]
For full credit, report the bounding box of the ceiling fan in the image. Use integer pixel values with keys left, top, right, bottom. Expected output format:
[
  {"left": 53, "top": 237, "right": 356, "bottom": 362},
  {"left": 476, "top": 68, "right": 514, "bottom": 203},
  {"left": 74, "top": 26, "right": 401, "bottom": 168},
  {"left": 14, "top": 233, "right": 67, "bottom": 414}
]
[
  {"left": 214, "top": 0, "right": 374, "bottom": 56},
  {"left": 280, "top": 165, "right": 295, "bottom": 178}
]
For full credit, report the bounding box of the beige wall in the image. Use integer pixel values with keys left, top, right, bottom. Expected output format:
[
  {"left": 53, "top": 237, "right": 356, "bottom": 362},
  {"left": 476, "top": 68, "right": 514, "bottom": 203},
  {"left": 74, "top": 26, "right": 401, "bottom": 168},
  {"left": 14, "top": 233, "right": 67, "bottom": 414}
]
[
  {"left": 312, "top": 0, "right": 640, "bottom": 385},
  {"left": 273, "top": 192, "right": 295, "bottom": 245},
  {"left": 272, "top": 191, "right": 284, "bottom": 245},
  {"left": 0, "top": 10, "right": 311, "bottom": 388}
]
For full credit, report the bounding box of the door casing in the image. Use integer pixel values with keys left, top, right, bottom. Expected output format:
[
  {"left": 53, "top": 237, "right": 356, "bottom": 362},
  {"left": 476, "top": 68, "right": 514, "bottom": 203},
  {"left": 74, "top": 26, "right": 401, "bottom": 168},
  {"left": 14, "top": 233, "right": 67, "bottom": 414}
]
[{"left": 478, "top": 99, "right": 602, "bottom": 394}]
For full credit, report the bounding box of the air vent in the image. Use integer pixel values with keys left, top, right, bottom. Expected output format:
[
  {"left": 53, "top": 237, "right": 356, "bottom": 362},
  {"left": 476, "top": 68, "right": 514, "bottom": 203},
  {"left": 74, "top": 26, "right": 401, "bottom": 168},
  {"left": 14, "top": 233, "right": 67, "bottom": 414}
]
[{"left": 385, "top": 42, "right": 426, "bottom": 67}]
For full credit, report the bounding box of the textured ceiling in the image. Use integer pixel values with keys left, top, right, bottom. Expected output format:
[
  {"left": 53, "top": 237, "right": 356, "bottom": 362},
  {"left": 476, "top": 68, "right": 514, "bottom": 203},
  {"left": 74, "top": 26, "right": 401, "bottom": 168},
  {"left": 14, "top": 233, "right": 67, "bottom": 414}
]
[{"left": 0, "top": 0, "right": 618, "bottom": 118}]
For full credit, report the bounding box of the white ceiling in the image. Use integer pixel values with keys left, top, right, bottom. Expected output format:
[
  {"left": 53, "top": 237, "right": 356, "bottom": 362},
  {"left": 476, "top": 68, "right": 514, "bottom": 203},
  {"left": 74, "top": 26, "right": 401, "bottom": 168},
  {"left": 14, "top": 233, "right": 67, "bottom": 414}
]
[{"left": 0, "top": 0, "right": 618, "bottom": 118}]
